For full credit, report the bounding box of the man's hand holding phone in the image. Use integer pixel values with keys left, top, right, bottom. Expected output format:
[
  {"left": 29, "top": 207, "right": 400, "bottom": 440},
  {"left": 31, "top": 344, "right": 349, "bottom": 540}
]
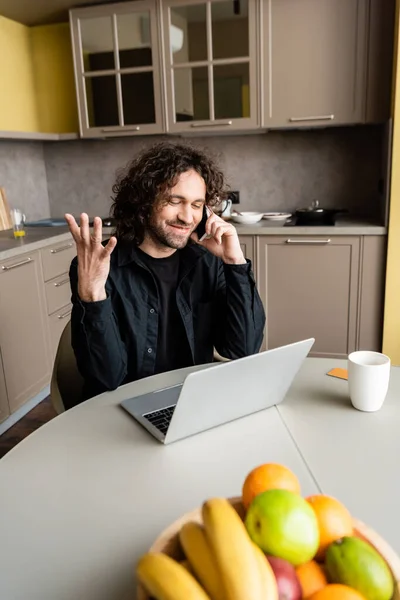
[{"left": 191, "top": 206, "right": 246, "bottom": 265}]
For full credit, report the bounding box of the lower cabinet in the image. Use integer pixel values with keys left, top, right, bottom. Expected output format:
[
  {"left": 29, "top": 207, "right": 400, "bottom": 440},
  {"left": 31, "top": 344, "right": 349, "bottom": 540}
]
[
  {"left": 238, "top": 235, "right": 256, "bottom": 274},
  {"left": 48, "top": 304, "right": 72, "bottom": 359},
  {"left": 0, "top": 251, "right": 52, "bottom": 412},
  {"left": 256, "top": 235, "right": 386, "bottom": 358},
  {"left": 0, "top": 348, "right": 10, "bottom": 423}
]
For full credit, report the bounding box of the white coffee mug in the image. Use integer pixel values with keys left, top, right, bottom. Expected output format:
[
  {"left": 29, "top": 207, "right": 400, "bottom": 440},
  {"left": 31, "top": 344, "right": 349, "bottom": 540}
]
[{"left": 348, "top": 351, "right": 391, "bottom": 412}]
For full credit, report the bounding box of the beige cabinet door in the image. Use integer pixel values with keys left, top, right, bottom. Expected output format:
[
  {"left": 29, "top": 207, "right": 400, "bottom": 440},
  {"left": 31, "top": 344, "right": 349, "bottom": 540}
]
[
  {"left": 257, "top": 236, "right": 360, "bottom": 358},
  {"left": 70, "top": 0, "right": 164, "bottom": 137},
  {"left": 365, "top": 0, "right": 396, "bottom": 123},
  {"left": 0, "top": 251, "right": 51, "bottom": 412},
  {"left": 262, "top": 0, "right": 368, "bottom": 127},
  {"left": 0, "top": 348, "right": 10, "bottom": 423},
  {"left": 162, "top": 0, "right": 259, "bottom": 133},
  {"left": 48, "top": 305, "right": 72, "bottom": 362},
  {"left": 238, "top": 235, "right": 256, "bottom": 274}
]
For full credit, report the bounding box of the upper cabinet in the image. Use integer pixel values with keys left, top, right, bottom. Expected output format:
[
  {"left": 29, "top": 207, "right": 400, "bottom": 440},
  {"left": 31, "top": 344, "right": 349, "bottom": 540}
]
[
  {"left": 161, "top": 0, "right": 259, "bottom": 132},
  {"left": 262, "top": 0, "right": 368, "bottom": 128},
  {"left": 67, "top": 0, "right": 395, "bottom": 138},
  {"left": 70, "top": 0, "right": 164, "bottom": 137}
]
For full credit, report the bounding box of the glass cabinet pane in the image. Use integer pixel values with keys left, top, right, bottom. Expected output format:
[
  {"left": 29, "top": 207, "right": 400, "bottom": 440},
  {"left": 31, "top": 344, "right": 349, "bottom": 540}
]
[
  {"left": 80, "top": 16, "right": 115, "bottom": 71},
  {"left": 121, "top": 73, "right": 156, "bottom": 124},
  {"left": 211, "top": 0, "right": 249, "bottom": 59},
  {"left": 85, "top": 76, "right": 119, "bottom": 127},
  {"left": 170, "top": 4, "right": 207, "bottom": 63},
  {"left": 117, "top": 13, "right": 153, "bottom": 68},
  {"left": 174, "top": 66, "right": 209, "bottom": 121},
  {"left": 214, "top": 63, "right": 250, "bottom": 119}
]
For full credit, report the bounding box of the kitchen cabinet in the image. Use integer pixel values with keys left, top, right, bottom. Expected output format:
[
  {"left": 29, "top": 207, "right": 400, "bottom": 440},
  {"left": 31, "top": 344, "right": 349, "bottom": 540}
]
[
  {"left": 238, "top": 235, "right": 256, "bottom": 273},
  {"left": 262, "top": 0, "right": 369, "bottom": 128},
  {"left": 257, "top": 236, "right": 361, "bottom": 357},
  {"left": 0, "top": 349, "right": 10, "bottom": 423},
  {"left": 48, "top": 305, "right": 72, "bottom": 360},
  {"left": 357, "top": 236, "right": 387, "bottom": 351},
  {"left": 0, "top": 251, "right": 51, "bottom": 412},
  {"left": 40, "top": 239, "right": 75, "bottom": 363},
  {"left": 161, "top": 0, "right": 259, "bottom": 132},
  {"left": 365, "top": 0, "right": 396, "bottom": 123},
  {"left": 70, "top": 0, "right": 164, "bottom": 137}
]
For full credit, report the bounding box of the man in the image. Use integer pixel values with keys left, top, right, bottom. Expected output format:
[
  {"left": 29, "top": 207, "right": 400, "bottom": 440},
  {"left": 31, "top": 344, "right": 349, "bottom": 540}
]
[{"left": 66, "top": 142, "right": 265, "bottom": 404}]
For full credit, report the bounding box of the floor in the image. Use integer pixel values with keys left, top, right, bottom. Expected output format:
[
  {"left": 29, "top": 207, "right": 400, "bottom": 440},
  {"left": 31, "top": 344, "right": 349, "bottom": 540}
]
[{"left": 0, "top": 397, "right": 57, "bottom": 459}]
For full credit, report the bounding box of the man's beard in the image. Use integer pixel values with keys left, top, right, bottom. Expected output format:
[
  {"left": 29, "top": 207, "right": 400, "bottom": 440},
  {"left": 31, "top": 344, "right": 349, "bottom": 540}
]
[{"left": 147, "top": 216, "right": 194, "bottom": 250}]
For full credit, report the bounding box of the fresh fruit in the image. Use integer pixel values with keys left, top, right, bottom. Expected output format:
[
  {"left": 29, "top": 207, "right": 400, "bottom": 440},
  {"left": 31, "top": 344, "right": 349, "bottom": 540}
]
[
  {"left": 325, "top": 536, "right": 394, "bottom": 600},
  {"left": 179, "top": 521, "right": 225, "bottom": 600},
  {"left": 308, "top": 583, "right": 367, "bottom": 600},
  {"left": 180, "top": 559, "right": 194, "bottom": 574},
  {"left": 202, "top": 497, "right": 263, "bottom": 599},
  {"left": 253, "top": 544, "right": 279, "bottom": 600},
  {"left": 267, "top": 555, "right": 302, "bottom": 600},
  {"left": 136, "top": 552, "right": 210, "bottom": 600},
  {"left": 306, "top": 495, "right": 353, "bottom": 559},
  {"left": 245, "top": 489, "right": 319, "bottom": 566},
  {"left": 243, "top": 463, "right": 301, "bottom": 509},
  {"left": 296, "top": 560, "right": 328, "bottom": 597}
]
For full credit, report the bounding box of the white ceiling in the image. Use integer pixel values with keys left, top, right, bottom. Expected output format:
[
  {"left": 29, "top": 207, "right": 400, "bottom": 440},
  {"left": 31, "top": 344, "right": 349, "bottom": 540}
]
[
  {"left": 0, "top": 0, "right": 125, "bottom": 25},
  {"left": 0, "top": 0, "right": 248, "bottom": 26}
]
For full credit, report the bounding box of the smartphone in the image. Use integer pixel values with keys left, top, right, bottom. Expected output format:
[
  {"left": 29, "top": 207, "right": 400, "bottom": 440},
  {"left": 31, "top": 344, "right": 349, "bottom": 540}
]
[{"left": 195, "top": 205, "right": 212, "bottom": 241}]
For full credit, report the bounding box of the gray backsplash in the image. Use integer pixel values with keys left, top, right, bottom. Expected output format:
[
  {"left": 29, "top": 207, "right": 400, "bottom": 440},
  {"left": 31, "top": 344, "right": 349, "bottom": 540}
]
[
  {"left": 0, "top": 141, "right": 50, "bottom": 220},
  {"left": 44, "top": 126, "right": 384, "bottom": 220},
  {"left": 0, "top": 125, "right": 385, "bottom": 223}
]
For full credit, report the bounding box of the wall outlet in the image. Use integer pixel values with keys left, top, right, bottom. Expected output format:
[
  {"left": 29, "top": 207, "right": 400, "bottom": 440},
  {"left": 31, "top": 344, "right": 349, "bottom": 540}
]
[{"left": 229, "top": 191, "right": 240, "bottom": 204}]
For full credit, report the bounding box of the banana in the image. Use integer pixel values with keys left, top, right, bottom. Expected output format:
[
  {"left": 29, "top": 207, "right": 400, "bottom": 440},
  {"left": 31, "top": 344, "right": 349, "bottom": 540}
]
[
  {"left": 252, "top": 543, "right": 279, "bottom": 600},
  {"left": 180, "top": 558, "right": 194, "bottom": 574},
  {"left": 202, "top": 497, "right": 263, "bottom": 600},
  {"left": 137, "top": 552, "right": 211, "bottom": 600},
  {"left": 180, "top": 521, "right": 226, "bottom": 600}
]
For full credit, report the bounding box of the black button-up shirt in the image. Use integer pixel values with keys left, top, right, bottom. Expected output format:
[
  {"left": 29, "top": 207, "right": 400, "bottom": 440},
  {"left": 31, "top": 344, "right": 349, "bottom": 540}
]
[{"left": 69, "top": 240, "right": 266, "bottom": 403}]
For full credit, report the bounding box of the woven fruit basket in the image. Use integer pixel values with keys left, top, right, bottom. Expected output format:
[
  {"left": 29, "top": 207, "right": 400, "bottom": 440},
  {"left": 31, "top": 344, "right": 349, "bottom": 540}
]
[{"left": 136, "top": 497, "right": 400, "bottom": 600}]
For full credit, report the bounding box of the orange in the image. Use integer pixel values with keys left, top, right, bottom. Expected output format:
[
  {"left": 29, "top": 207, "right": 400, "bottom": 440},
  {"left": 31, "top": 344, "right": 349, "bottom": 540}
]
[
  {"left": 309, "top": 584, "right": 366, "bottom": 600},
  {"left": 242, "top": 463, "right": 301, "bottom": 509},
  {"left": 296, "top": 560, "right": 327, "bottom": 598},
  {"left": 306, "top": 494, "right": 353, "bottom": 560}
]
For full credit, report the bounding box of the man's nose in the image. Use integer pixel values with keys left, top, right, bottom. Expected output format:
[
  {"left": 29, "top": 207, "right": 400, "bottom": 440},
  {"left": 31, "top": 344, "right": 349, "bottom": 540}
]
[{"left": 177, "top": 205, "right": 193, "bottom": 224}]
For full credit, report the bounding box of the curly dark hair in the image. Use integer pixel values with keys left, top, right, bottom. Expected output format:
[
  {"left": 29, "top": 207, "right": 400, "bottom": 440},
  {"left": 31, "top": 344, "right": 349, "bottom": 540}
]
[{"left": 110, "top": 142, "right": 227, "bottom": 244}]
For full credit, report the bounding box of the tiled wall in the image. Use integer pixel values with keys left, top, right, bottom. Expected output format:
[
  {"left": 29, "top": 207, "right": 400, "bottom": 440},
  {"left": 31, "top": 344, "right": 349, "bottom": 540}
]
[
  {"left": 0, "top": 124, "right": 385, "bottom": 222},
  {"left": 44, "top": 125, "right": 384, "bottom": 220},
  {"left": 0, "top": 140, "right": 50, "bottom": 220}
]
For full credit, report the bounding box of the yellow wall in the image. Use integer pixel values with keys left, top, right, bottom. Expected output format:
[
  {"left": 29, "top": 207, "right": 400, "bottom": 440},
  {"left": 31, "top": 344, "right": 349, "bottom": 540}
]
[
  {"left": 0, "top": 16, "right": 40, "bottom": 131},
  {"left": 31, "top": 23, "right": 79, "bottom": 133},
  {"left": 383, "top": 0, "right": 400, "bottom": 363},
  {"left": 0, "top": 16, "right": 78, "bottom": 133}
]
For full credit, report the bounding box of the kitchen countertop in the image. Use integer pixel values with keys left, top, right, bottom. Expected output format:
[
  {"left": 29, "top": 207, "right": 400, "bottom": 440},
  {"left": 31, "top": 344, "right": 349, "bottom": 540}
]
[{"left": 0, "top": 220, "right": 387, "bottom": 261}]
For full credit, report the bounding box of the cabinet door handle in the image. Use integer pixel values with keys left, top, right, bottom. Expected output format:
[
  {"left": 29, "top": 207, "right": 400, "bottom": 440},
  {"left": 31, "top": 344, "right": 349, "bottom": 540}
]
[
  {"left": 289, "top": 115, "right": 334, "bottom": 122},
  {"left": 286, "top": 238, "right": 331, "bottom": 244},
  {"left": 50, "top": 243, "right": 73, "bottom": 254},
  {"left": 58, "top": 309, "right": 72, "bottom": 320},
  {"left": 2, "top": 257, "right": 33, "bottom": 271},
  {"left": 101, "top": 126, "right": 140, "bottom": 132},
  {"left": 190, "top": 120, "right": 233, "bottom": 128},
  {"left": 54, "top": 278, "right": 69, "bottom": 287}
]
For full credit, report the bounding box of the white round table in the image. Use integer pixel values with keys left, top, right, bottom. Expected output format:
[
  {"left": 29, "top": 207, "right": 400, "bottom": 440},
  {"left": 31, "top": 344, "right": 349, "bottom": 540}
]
[{"left": 0, "top": 358, "right": 398, "bottom": 600}]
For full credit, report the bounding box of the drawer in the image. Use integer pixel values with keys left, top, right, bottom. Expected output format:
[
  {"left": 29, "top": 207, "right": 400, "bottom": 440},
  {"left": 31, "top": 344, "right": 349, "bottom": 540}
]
[
  {"left": 48, "top": 304, "right": 72, "bottom": 360},
  {"left": 45, "top": 273, "right": 71, "bottom": 316},
  {"left": 41, "top": 240, "right": 75, "bottom": 282}
]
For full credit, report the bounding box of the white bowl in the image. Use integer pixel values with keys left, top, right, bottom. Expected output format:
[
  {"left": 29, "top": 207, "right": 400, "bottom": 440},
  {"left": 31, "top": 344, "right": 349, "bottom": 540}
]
[{"left": 231, "top": 212, "right": 264, "bottom": 224}]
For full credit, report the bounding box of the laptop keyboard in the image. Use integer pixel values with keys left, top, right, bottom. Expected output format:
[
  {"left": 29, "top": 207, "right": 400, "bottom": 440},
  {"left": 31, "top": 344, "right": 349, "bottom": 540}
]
[{"left": 143, "top": 405, "right": 176, "bottom": 435}]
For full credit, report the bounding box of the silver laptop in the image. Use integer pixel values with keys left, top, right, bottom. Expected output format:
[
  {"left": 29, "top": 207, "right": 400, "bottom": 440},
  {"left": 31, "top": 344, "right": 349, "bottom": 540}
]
[{"left": 121, "top": 338, "right": 315, "bottom": 444}]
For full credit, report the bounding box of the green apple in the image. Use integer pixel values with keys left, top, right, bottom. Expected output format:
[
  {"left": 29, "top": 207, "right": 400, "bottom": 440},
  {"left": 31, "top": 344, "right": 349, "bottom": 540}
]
[{"left": 245, "top": 489, "right": 319, "bottom": 566}]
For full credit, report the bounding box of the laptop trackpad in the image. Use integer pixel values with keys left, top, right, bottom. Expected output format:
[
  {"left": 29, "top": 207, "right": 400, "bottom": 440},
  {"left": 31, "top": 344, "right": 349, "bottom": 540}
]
[{"left": 122, "top": 384, "right": 183, "bottom": 416}]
